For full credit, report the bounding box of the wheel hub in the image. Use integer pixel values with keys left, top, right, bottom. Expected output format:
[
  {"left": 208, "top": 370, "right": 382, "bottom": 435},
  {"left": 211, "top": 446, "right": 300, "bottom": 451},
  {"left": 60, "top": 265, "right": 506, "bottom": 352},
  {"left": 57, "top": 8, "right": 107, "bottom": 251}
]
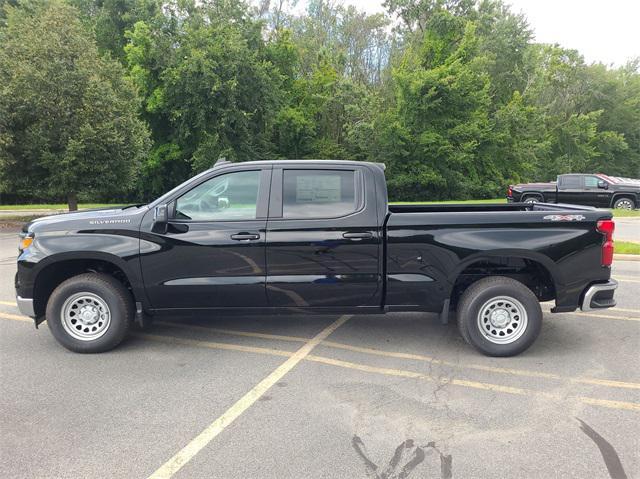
[
  {"left": 60, "top": 292, "right": 111, "bottom": 341},
  {"left": 477, "top": 296, "right": 529, "bottom": 344},
  {"left": 79, "top": 305, "right": 99, "bottom": 324},
  {"left": 489, "top": 308, "right": 510, "bottom": 328}
]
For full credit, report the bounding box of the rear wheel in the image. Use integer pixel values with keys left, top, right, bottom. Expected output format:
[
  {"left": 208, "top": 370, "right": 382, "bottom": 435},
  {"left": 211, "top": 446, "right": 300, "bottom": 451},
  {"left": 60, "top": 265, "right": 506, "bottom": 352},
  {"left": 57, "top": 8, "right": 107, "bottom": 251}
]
[
  {"left": 522, "top": 195, "right": 541, "bottom": 204},
  {"left": 613, "top": 197, "right": 635, "bottom": 210},
  {"left": 46, "top": 273, "right": 133, "bottom": 353},
  {"left": 457, "top": 276, "right": 542, "bottom": 357}
]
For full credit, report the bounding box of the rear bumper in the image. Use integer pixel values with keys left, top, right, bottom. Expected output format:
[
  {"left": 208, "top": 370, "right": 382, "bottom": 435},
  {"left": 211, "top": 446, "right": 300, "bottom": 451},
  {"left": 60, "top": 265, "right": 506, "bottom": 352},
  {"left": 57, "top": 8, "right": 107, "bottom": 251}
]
[
  {"left": 16, "top": 295, "right": 35, "bottom": 317},
  {"left": 580, "top": 280, "right": 617, "bottom": 312}
]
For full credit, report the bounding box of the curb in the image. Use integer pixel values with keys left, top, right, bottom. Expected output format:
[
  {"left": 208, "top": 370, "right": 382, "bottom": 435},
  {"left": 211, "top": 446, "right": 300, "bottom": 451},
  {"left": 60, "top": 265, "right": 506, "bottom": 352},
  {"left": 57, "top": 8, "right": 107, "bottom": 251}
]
[{"left": 614, "top": 254, "right": 640, "bottom": 262}]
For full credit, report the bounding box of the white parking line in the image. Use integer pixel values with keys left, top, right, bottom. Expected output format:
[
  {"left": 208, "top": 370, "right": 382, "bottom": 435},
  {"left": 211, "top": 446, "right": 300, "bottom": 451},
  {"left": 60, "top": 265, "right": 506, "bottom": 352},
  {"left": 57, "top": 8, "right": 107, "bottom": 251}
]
[{"left": 146, "top": 314, "right": 352, "bottom": 479}]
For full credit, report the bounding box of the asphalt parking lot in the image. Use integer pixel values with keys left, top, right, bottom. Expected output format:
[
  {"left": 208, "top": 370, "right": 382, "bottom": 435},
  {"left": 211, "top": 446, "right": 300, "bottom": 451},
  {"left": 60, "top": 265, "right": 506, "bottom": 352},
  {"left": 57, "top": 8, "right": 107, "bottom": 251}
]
[{"left": 0, "top": 229, "right": 638, "bottom": 479}]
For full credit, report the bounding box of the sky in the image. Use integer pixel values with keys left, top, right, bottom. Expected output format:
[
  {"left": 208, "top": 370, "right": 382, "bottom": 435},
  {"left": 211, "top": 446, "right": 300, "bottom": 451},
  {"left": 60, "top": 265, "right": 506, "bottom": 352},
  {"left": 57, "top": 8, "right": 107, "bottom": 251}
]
[{"left": 321, "top": 0, "right": 640, "bottom": 67}]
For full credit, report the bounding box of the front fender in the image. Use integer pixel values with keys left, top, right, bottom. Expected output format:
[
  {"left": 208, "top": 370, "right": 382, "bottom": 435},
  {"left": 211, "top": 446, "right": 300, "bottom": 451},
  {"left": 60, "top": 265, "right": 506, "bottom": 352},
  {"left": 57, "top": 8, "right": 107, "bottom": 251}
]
[{"left": 16, "top": 230, "right": 147, "bottom": 313}]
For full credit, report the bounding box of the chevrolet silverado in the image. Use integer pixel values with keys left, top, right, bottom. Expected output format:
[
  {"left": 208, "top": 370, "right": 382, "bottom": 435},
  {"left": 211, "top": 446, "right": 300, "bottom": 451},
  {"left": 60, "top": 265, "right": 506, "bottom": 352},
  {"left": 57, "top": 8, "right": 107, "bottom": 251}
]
[{"left": 16, "top": 160, "right": 618, "bottom": 356}]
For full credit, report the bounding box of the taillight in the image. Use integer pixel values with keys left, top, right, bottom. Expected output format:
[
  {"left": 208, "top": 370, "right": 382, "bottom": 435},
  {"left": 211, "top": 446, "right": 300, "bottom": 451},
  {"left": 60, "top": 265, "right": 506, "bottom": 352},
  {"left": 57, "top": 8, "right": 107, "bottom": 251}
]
[
  {"left": 507, "top": 186, "right": 513, "bottom": 197},
  {"left": 596, "top": 219, "right": 615, "bottom": 266}
]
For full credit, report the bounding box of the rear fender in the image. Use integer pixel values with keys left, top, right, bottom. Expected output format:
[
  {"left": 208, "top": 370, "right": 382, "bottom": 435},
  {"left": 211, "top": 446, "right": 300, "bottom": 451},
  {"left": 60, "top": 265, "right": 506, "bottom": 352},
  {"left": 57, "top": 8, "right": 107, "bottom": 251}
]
[{"left": 446, "top": 249, "right": 562, "bottom": 299}]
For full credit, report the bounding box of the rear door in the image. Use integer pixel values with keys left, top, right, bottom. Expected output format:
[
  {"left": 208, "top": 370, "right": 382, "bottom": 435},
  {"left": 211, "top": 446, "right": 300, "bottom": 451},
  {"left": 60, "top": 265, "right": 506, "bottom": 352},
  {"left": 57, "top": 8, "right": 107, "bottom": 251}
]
[
  {"left": 264, "top": 165, "right": 382, "bottom": 308},
  {"left": 556, "top": 175, "right": 584, "bottom": 205}
]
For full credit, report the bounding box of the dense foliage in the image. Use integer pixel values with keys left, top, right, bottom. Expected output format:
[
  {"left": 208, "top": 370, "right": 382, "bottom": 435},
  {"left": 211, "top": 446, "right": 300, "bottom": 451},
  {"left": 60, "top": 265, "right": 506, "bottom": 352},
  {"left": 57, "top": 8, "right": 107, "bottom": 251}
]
[
  {"left": 1, "top": 0, "right": 639, "bottom": 205},
  {"left": 0, "top": 0, "right": 149, "bottom": 208}
]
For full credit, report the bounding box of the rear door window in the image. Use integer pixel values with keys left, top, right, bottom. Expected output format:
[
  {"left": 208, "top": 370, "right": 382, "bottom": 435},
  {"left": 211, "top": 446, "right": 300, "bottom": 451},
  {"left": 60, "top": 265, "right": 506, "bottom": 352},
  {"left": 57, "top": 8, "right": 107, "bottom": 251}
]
[
  {"left": 560, "top": 176, "right": 581, "bottom": 188},
  {"left": 282, "top": 169, "right": 361, "bottom": 219}
]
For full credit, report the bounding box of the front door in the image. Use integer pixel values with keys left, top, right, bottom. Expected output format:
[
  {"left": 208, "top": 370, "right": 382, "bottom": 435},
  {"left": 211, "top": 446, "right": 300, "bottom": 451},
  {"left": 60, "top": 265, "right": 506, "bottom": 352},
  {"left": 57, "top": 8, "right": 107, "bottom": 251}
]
[
  {"left": 140, "top": 168, "right": 271, "bottom": 309},
  {"left": 265, "top": 166, "right": 382, "bottom": 308},
  {"left": 583, "top": 175, "right": 611, "bottom": 207}
]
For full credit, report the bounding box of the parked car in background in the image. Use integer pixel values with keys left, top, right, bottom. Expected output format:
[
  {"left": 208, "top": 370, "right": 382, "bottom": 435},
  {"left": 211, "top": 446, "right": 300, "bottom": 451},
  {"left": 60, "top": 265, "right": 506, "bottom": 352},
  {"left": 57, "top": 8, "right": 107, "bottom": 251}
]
[{"left": 507, "top": 173, "right": 640, "bottom": 209}]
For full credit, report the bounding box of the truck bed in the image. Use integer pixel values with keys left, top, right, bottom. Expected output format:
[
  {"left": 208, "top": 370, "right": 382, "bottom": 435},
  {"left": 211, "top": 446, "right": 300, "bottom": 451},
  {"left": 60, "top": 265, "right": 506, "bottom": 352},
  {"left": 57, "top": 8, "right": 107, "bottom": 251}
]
[{"left": 384, "top": 201, "right": 612, "bottom": 314}]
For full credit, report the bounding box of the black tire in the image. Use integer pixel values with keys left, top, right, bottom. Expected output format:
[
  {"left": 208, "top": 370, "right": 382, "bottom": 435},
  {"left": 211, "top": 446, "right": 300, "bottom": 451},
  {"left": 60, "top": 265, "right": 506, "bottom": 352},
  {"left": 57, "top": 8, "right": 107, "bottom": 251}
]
[
  {"left": 46, "top": 273, "right": 133, "bottom": 353},
  {"left": 613, "top": 197, "right": 635, "bottom": 210},
  {"left": 457, "top": 276, "right": 542, "bottom": 357}
]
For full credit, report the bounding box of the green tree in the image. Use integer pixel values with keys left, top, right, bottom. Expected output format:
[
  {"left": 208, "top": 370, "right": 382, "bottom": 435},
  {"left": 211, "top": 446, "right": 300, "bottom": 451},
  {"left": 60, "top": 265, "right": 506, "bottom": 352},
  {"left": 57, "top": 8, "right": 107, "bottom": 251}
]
[
  {"left": 0, "top": 1, "right": 149, "bottom": 209},
  {"left": 385, "top": 14, "right": 495, "bottom": 199},
  {"left": 4, "top": 0, "right": 639, "bottom": 205},
  {"left": 68, "top": 0, "right": 162, "bottom": 61}
]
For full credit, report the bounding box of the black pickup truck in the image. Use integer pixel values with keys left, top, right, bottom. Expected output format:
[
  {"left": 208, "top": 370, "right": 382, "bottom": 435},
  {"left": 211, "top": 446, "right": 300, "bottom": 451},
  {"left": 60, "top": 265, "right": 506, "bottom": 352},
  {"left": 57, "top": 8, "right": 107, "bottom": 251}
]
[
  {"left": 507, "top": 173, "right": 640, "bottom": 209},
  {"left": 16, "top": 160, "right": 618, "bottom": 356}
]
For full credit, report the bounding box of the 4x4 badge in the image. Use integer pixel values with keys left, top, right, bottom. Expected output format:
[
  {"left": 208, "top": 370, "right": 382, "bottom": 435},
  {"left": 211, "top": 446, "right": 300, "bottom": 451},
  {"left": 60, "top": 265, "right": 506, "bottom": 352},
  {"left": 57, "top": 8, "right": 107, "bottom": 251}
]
[{"left": 543, "top": 214, "right": 586, "bottom": 221}]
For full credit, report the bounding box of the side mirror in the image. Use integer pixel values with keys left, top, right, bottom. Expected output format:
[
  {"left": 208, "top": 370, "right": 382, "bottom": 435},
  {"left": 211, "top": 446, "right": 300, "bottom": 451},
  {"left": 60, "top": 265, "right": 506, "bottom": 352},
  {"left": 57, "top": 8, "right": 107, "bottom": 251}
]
[
  {"left": 154, "top": 204, "right": 168, "bottom": 224},
  {"left": 597, "top": 180, "right": 608, "bottom": 189},
  {"left": 218, "top": 196, "right": 229, "bottom": 209}
]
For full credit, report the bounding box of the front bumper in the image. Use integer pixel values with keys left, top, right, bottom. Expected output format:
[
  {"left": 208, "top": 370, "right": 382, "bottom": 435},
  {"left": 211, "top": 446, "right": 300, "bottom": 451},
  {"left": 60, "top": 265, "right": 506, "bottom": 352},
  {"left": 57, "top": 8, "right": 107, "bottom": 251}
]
[
  {"left": 581, "top": 280, "right": 617, "bottom": 312},
  {"left": 16, "top": 295, "right": 35, "bottom": 317}
]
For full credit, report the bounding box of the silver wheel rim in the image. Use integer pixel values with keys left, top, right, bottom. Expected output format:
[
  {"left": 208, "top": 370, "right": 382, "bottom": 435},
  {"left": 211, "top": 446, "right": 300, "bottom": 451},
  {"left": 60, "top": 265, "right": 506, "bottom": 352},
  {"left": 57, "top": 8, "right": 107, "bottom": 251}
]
[
  {"left": 524, "top": 197, "right": 538, "bottom": 204},
  {"left": 477, "top": 296, "right": 528, "bottom": 344},
  {"left": 61, "top": 292, "right": 111, "bottom": 341},
  {"left": 615, "top": 199, "right": 633, "bottom": 210}
]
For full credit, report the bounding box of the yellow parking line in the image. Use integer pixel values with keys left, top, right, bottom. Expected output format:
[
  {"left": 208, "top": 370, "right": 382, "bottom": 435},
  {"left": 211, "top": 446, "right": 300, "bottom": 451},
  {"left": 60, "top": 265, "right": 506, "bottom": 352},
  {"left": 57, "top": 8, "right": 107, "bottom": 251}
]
[
  {"left": 0, "top": 300, "right": 17, "bottom": 307},
  {"left": 541, "top": 306, "right": 640, "bottom": 321},
  {"left": 146, "top": 315, "right": 352, "bottom": 479},
  {"left": 568, "top": 312, "right": 640, "bottom": 321},
  {"left": 2, "top": 310, "right": 638, "bottom": 390},
  {"left": 1, "top": 312, "right": 638, "bottom": 413},
  {"left": 132, "top": 333, "right": 292, "bottom": 358},
  {"left": 578, "top": 397, "right": 640, "bottom": 412},
  {"left": 0, "top": 311, "right": 31, "bottom": 322},
  {"left": 324, "top": 340, "right": 640, "bottom": 390},
  {"left": 617, "top": 277, "right": 640, "bottom": 284},
  {"left": 136, "top": 334, "right": 640, "bottom": 412},
  {"left": 164, "top": 324, "right": 640, "bottom": 390},
  {"left": 157, "top": 321, "right": 307, "bottom": 343},
  {"left": 305, "top": 355, "right": 640, "bottom": 411},
  {"left": 609, "top": 307, "right": 640, "bottom": 313}
]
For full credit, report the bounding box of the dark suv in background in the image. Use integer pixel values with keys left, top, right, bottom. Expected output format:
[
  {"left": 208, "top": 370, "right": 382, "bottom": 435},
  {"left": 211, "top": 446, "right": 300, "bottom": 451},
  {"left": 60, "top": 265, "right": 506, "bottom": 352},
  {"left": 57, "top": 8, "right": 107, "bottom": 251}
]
[{"left": 507, "top": 173, "right": 640, "bottom": 209}]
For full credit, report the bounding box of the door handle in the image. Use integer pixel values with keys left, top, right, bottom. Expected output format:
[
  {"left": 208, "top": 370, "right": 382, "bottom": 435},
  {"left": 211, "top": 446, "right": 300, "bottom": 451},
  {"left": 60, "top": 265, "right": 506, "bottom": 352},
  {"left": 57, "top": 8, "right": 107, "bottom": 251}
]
[
  {"left": 342, "top": 232, "right": 373, "bottom": 240},
  {"left": 231, "top": 232, "right": 260, "bottom": 241}
]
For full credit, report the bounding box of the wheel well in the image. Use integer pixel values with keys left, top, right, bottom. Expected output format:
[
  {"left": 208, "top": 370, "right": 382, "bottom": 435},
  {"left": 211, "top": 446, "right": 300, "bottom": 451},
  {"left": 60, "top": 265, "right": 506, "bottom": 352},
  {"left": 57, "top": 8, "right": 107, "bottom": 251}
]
[
  {"left": 33, "top": 259, "right": 133, "bottom": 317},
  {"left": 611, "top": 194, "right": 636, "bottom": 207},
  {"left": 521, "top": 193, "right": 543, "bottom": 200},
  {"left": 451, "top": 258, "right": 555, "bottom": 308}
]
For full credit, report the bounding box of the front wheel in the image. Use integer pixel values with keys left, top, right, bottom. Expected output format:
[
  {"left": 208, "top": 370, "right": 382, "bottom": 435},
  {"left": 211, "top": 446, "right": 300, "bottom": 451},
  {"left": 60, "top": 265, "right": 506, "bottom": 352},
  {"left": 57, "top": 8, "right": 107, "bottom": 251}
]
[
  {"left": 46, "top": 273, "right": 133, "bottom": 353},
  {"left": 457, "top": 277, "right": 542, "bottom": 357},
  {"left": 613, "top": 197, "right": 635, "bottom": 210}
]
